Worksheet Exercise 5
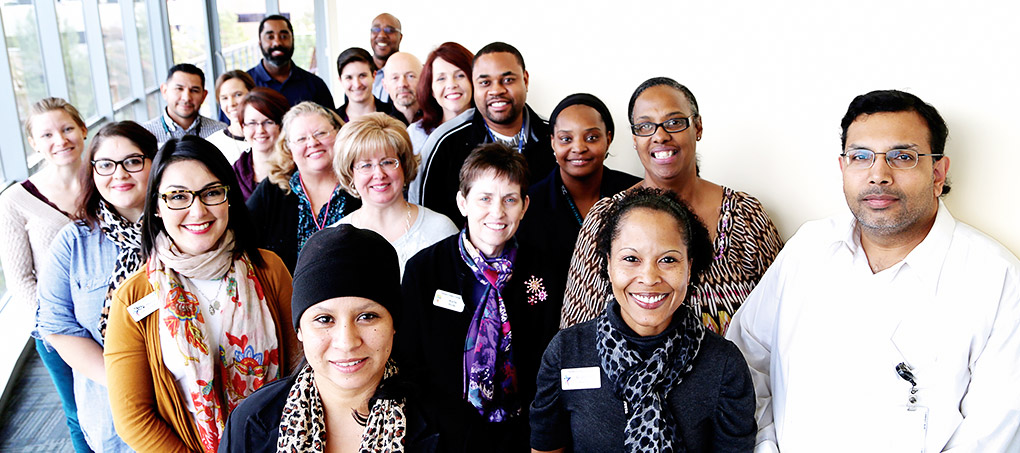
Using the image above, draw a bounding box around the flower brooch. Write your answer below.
[524,276,547,305]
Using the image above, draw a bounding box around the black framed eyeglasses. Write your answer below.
[631,116,694,137]
[159,185,230,210]
[841,148,943,170]
[92,154,146,176]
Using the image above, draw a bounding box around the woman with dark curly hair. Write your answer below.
[531,187,756,453]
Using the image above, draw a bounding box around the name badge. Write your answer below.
[561,366,601,390]
[432,289,465,312]
[127,292,161,322]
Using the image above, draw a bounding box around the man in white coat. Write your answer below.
[726,89,1020,452]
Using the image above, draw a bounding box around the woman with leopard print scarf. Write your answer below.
[530,188,757,452]
[220,225,438,452]
[35,121,157,452]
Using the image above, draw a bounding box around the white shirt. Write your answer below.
[334,204,458,277]
[725,201,1020,452]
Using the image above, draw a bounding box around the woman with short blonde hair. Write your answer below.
[332,113,456,275]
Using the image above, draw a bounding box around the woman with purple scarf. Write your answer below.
[398,142,564,452]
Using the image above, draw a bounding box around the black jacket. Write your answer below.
[414,106,556,225]
[218,372,439,453]
[397,234,564,452]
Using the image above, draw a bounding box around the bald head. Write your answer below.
[370,13,402,67]
[383,52,422,109]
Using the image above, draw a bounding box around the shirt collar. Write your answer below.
[250,60,273,84]
[162,108,199,133]
[836,199,955,288]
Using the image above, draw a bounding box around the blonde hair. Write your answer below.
[333,113,418,199]
[266,102,345,193]
[24,97,87,138]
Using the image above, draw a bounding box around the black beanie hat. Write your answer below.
[291,224,401,331]
[548,93,615,139]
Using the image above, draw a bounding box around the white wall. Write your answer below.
[327,0,1020,255]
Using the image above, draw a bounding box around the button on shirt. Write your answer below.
[141,109,226,147]
[247,60,335,109]
[725,201,1020,452]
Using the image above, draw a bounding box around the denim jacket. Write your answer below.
[34,220,132,453]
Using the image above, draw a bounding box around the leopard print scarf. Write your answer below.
[96,199,143,339]
[596,299,704,453]
[277,362,406,453]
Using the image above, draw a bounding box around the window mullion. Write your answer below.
[119,0,146,119]
[82,0,114,121]
[35,0,69,100]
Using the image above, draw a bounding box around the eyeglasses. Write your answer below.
[841,149,943,170]
[92,154,147,176]
[631,116,694,137]
[160,185,230,210]
[370,26,400,34]
[243,119,277,130]
[289,129,335,146]
[353,158,400,175]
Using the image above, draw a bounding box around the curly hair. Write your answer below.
[333,113,419,199]
[596,187,713,288]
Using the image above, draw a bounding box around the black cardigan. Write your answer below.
[397,234,564,452]
[217,372,439,453]
[245,178,359,273]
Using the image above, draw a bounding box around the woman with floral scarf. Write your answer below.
[104,136,300,453]
[530,188,756,452]
[35,121,156,452]
[398,143,564,452]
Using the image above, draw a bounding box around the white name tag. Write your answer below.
[127,292,161,322]
[432,289,465,312]
[561,366,602,390]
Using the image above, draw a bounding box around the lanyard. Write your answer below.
[560,183,584,226]
[161,114,201,137]
[484,113,528,154]
[299,176,338,231]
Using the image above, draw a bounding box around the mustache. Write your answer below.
[857,187,905,199]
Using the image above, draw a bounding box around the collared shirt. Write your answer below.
[372,68,389,103]
[725,201,1020,452]
[247,60,335,109]
[141,108,226,147]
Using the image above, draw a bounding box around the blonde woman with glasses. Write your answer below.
[333,113,457,275]
[246,101,359,272]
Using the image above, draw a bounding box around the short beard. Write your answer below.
[262,45,294,67]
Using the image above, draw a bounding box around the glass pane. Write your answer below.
[146,91,159,119]
[280,1,315,72]
[55,0,97,119]
[134,0,155,88]
[167,0,212,116]
[217,0,263,71]
[114,104,136,122]
[99,0,132,103]
[2,0,48,160]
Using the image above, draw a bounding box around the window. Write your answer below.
[2,0,47,158]
[56,0,98,119]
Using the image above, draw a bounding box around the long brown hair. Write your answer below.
[416,42,474,132]
[75,121,158,227]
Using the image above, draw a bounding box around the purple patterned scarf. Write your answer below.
[458,229,520,422]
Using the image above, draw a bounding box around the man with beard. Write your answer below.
[725,90,1020,452]
[381,52,421,126]
[142,63,225,146]
[369,13,402,103]
[247,15,333,109]
[409,42,554,225]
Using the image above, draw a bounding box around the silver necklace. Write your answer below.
[194,277,226,315]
